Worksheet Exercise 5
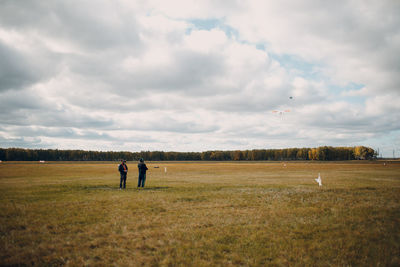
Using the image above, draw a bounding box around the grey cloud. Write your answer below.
[54,49,226,100]
[122,115,219,134]
[0,0,398,155]
[0,136,43,149]
[136,121,219,134]
[294,105,400,135]
[205,92,291,113]
[0,88,217,134]
[0,0,141,51]
[32,111,114,129]
[0,36,64,92]
[0,42,42,91]
[227,0,400,96]
[1,126,114,141]
[0,126,161,149]
[117,50,226,95]
[201,84,300,113]
[0,88,50,113]
[0,103,113,129]
[0,1,46,28]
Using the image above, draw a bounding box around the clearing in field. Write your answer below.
[0,161,399,266]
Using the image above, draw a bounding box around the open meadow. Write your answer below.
[0,161,399,266]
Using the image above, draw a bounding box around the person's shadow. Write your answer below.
[82,185,170,191]
[135,186,170,191]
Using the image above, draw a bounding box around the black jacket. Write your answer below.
[118,163,128,174]
[137,162,148,175]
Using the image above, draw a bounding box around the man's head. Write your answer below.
[139,158,144,162]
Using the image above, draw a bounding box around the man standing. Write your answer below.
[118,160,128,189]
[137,158,148,188]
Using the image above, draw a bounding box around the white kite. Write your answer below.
[272,109,291,120]
[315,173,322,186]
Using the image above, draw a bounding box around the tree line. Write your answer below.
[0,146,376,161]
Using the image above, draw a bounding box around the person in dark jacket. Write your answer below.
[118,160,128,189]
[137,158,148,188]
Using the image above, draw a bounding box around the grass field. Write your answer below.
[0,161,399,266]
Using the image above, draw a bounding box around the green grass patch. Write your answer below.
[0,161,399,266]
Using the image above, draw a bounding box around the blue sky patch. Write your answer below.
[269,53,323,80]
[187,18,239,39]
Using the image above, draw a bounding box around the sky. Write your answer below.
[0,0,399,157]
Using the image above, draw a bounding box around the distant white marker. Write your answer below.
[315,173,322,186]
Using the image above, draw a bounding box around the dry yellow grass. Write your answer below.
[0,161,399,266]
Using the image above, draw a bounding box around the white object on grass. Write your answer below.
[164,167,167,173]
[315,173,322,186]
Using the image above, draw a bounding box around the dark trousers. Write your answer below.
[120,173,127,188]
[138,173,146,187]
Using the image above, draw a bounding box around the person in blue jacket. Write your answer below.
[118,160,128,189]
[137,158,148,188]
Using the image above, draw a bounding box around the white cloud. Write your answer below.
[0,0,399,157]
[184,29,228,53]
[226,0,400,95]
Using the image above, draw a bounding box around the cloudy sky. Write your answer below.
[0,0,399,157]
